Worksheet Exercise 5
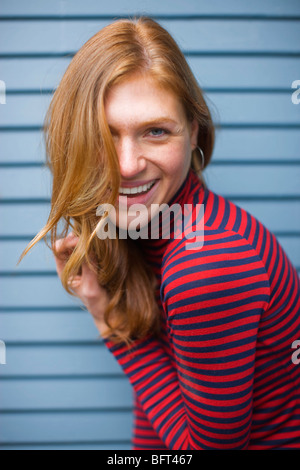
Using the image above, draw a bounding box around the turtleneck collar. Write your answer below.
[136,168,206,266]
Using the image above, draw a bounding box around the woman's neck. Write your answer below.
[136,168,206,262]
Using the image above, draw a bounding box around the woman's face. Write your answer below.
[104,73,199,230]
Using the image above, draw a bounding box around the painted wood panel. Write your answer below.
[1,201,299,237]
[0,378,133,410]
[0,411,133,443]
[1,128,300,164]
[1,57,300,91]
[1,0,300,17]
[0,1,299,450]
[0,20,300,55]
[0,343,123,377]
[2,235,299,274]
[1,92,299,127]
[1,165,300,200]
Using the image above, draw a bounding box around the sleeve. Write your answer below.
[104,234,271,450]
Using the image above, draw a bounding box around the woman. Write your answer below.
[22,17,300,450]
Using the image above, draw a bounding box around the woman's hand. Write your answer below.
[53,233,110,336]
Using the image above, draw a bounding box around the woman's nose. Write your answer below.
[117,138,146,179]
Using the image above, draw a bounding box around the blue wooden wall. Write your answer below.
[0,0,299,450]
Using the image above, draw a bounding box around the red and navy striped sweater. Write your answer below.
[105,168,300,450]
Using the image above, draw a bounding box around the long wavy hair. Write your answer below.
[20,17,215,344]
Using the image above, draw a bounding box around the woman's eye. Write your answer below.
[148,128,167,137]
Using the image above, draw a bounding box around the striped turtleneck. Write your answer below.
[105,168,300,450]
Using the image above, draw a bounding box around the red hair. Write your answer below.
[21,17,215,344]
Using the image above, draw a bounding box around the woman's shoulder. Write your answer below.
[162,184,297,289]
[198,186,267,245]
[164,185,271,266]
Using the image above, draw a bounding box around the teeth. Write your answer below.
[119,181,155,195]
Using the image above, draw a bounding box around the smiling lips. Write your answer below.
[118,179,159,207]
[119,180,156,196]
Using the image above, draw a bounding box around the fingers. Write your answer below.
[67,273,82,291]
[53,234,99,293]
[80,262,100,296]
[67,262,101,301]
[53,233,79,278]
[53,234,102,306]
[80,262,109,320]
[54,232,79,256]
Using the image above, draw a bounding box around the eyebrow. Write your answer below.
[139,117,179,127]
[108,117,180,132]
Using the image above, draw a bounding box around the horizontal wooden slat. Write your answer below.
[1,165,299,200]
[0,167,52,199]
[205,165,300,196]
[0,240,55,271]
[2,57,300,91]
[0,94,50,127]
[189,57,300,90]
[210,93,300,125]
[0,58,69,91]
[1,128,300,164]
[0,443,131,450]
[0,203,50,236]
[0,311,98,342]
[168,19,300,54]
[0,344,123,377]
[1,235,299,274]
[1,93,299,127]
[237,200,300,234]
[1,201,299,238]
[1,0,300,17]
[2,233,300,307]
[0,378,133,410]
[0,411,133,444]
[270,236,300,265]
[213,128,300,161]
[0,20,300,55]
[0,277,79,308]
[0,130,45,163]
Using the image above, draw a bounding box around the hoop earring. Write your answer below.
[195,146,205,170]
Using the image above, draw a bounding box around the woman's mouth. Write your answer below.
[118,180,159,207]
[119,180,156,197]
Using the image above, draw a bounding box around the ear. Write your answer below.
[190,118,199,149]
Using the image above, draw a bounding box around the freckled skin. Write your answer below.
[54,74,200,336]
[104,73,199,230]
